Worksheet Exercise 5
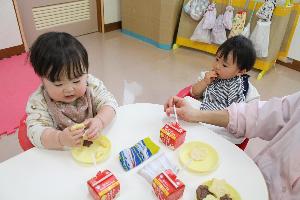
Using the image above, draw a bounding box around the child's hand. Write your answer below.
[83,117,104,140]
[59,126,84,147]
[204,71,218,85]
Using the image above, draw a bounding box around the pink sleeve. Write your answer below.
[292,177,300,198]
[226,92,300,141]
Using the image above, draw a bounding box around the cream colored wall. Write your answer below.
[104,0,120,24]
[0,0,23,49]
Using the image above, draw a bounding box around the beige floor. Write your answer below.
[1,31,300,162]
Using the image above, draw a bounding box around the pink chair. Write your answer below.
[176,86,249,151]
[18,115,34,151]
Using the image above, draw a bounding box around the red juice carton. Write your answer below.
[160,122,186,150]
[152,169,185,200]
[87,170,120,200]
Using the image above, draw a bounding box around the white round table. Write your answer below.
[0,103,268,200]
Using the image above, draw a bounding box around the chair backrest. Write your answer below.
[236,138,249,150]
[18,115,34,151]
[245,82,260,102]
[176,85,192,98]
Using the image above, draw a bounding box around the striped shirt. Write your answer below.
[200,75,249,111]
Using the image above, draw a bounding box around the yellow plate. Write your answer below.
[202,179,241,200]
[71,135,111,164]
[179,141,219,173]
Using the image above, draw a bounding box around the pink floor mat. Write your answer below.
[0,53,40,136]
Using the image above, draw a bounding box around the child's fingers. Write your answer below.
[208,74,217,79]
[74,139,82,147]
[70,129,84,137]
[211,71,218,77]
[85,126,97,138]
[87,131,98,140]
[73,132,85,140]
[87,130,97,139]
[83,119,91,127]
[83,127,92,136]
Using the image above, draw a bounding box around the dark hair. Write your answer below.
[29,32,88,82]
[216,35,256,72]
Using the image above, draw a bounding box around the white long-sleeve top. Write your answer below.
[26,74,118,148]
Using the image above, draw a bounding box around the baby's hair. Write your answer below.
[29,32,88,82]
[216,35,256,72]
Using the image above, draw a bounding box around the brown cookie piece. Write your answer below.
[196,185,214,200]
[220,194,232,200]
[83,140,93,147]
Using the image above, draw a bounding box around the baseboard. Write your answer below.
[0,44,25,59]
[122,29,172,50]
[277,59,300,72]
[104,21,122,33]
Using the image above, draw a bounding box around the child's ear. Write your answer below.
[237,69,246,76]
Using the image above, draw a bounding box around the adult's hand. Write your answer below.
[164,96,201,123]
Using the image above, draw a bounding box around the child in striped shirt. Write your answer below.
[187,35,260,145]
[190,35,259,111]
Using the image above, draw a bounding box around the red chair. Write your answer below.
[176,85,249,151]
[18,115,34,151]
[236,138,249,151]
[176,85,193,98]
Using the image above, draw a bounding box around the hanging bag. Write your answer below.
[228,11,247,38]
[256,0,277,22]
[191,16,212,43]
[212,0,235,44]
[202,3,217,29]
[250,0,277,58]
[190,0,210,21]
[212,14,227,44]
[241,0,258,38]
[228,0,251,38]
[250,19,271,57]
[223,0,234,30]
[183,0,193,14]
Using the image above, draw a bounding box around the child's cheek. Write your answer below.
[78,85,88,97]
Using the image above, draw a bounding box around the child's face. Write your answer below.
[212,52,245,79]
[42,74,88,103]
